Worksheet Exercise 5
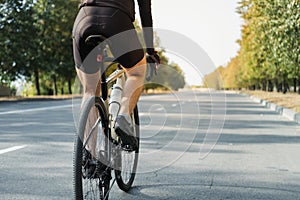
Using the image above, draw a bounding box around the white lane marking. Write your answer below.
[155,107,164,111]
[0,145,27,155]
[0,104,74,115]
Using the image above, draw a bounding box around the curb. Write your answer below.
[0,97,71,103]
[0,95,82,103]
[244,94,300,124]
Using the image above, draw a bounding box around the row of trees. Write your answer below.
[0,0,78,95]
[0,0,185,96]
[204,0,300,93]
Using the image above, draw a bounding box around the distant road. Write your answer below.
[0,91,299,199]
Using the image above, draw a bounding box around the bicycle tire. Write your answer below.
[115,106,140,192]
[73,96,111,200]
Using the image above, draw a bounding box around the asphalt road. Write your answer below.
[0,90,299,200]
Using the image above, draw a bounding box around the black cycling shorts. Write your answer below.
[72,6,144,71]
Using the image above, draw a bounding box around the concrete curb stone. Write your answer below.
[242,93,300,124]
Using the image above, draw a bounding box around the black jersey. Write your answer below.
[80,0,154,54]
[80,0,152,25]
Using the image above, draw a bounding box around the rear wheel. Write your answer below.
[115,106,140,192]
[73,96,111,200]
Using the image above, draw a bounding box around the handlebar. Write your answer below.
[103,55,158,81]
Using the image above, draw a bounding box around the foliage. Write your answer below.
[204,0,300,93]
[144,51,186,91]
[134,21,186,91]
[0,0,36,84]
[0,0,78,95]
[0,1,185,95]
[203,66,224,90]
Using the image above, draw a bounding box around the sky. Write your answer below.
[148,0,243,86]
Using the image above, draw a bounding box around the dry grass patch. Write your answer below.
[242,90,300,113]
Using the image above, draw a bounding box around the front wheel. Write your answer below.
[73,96,111,200]
[115,106,140,192]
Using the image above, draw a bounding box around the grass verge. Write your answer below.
[241,90,300,113]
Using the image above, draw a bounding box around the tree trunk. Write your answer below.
[268,80,273,92]
[256,83,261,90]
[68,78,72,94]
[293,78,297,93]
[262,79,267,91]
[279,82,283,93]
[283,77,287,94]
[298,78,300,94]
[274,78,279,92]
[34,67,41,95]
[53,75,58,95]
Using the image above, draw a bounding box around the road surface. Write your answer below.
[0,90,299,199]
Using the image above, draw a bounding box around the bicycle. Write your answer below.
[73,35,156,200]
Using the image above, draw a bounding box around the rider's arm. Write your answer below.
[137,0,155,55]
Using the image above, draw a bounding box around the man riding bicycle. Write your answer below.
[72,0,160,150]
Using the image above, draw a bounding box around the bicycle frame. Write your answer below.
[83,62,126,199]
[74,36,141,200]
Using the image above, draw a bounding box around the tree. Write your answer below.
[43,0,78,95]
[143,50,185,92]
[134,21,186,91]
[0,0,78,95]
[32,0,78,95]
[218,0,300,93]
[203,66,224,90]
[1,1,184,96]
[0,0,37,85]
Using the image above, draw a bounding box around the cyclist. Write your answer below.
[72,0,160,150]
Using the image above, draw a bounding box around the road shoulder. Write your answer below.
[239,92,300,124]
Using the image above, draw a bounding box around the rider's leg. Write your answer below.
[76,68,101,105]
[119,55,147,116]
[115,56,146,149]
[76,68,101,157]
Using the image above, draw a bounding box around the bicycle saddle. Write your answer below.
[85,35,107,47]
